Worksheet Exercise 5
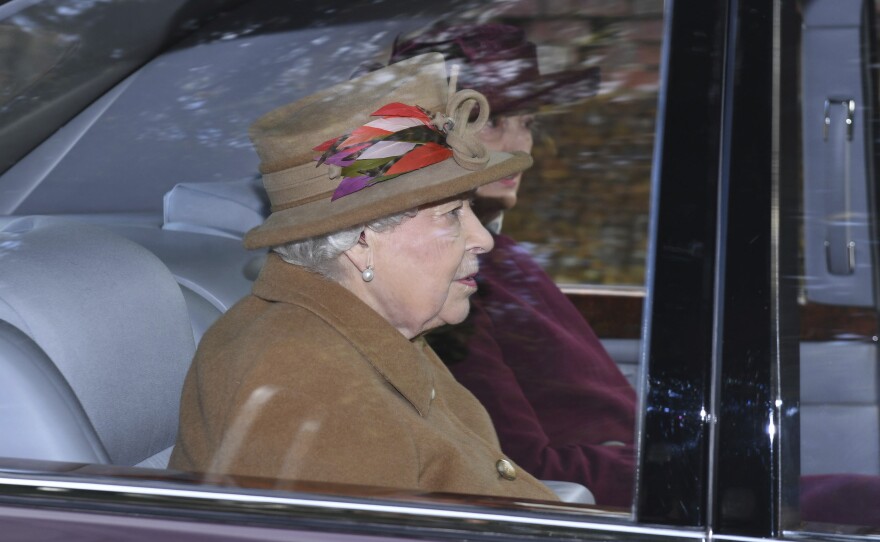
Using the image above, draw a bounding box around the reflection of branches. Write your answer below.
[0,0,248,177]
[0,25,77,111]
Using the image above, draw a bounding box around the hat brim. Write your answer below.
[244,150,531,249]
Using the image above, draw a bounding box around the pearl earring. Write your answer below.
[361,266,374,282]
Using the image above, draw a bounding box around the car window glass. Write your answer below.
[0,24,72,109]
[0,0,661,527]
[489,9,656,289]
[793,0,880,531]
[0,0,245,182]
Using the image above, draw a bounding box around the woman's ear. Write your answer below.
[342,229,371,273]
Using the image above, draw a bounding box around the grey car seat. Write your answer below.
[0,217,195,467]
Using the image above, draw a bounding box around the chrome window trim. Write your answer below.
[557,284,646,297]
[0,474,709,540]
[706,0,738,533]
[636,0,675,525]
[783,531,880,542]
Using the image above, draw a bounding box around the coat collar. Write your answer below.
[252,254,434,416]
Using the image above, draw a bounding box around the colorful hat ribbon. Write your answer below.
[313,77,490,201]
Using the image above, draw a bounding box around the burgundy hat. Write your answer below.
[390,23,599,116]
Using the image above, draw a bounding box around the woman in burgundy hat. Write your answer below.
[391,23,638,507]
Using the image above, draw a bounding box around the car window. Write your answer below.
[0,0,245,185]
[0,0,664,537]
[791,0,880,532]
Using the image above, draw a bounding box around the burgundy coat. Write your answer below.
[428,233,637,506]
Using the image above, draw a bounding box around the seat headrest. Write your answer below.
[0,217,195,465]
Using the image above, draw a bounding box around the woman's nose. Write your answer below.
[463,205,494,254]
[500,125,533,153]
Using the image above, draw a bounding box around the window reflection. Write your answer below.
[486,6,659,287]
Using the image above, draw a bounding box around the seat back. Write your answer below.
[0,217,195,466]
[801,341,880,475]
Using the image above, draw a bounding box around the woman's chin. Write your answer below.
[476,176,520,208]
[439,297,474,327]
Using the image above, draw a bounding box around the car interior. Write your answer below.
[1,0,879,532]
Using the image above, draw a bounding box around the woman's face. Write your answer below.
[475,114,535,212]
[362,197,494,339]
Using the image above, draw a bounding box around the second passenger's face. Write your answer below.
[365,196,494,339]
[475,114,535,212]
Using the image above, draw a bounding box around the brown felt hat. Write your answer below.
[244,53,532,249]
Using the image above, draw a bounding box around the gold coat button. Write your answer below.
[496,458,517,480]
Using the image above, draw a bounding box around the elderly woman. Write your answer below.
[169,53,557,501]
[390,24,638,507]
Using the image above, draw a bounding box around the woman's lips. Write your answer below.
[455,260,479,289]
[496,176,518,188]
[455,274,478,288]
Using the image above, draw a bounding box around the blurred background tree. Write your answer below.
[451,0,662,286]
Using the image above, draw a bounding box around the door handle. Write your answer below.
[823,97,856,276]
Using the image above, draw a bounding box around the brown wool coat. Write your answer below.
[170,254,558,501]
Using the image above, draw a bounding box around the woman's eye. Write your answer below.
[445,202,466,220]
[522,116,536,130]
